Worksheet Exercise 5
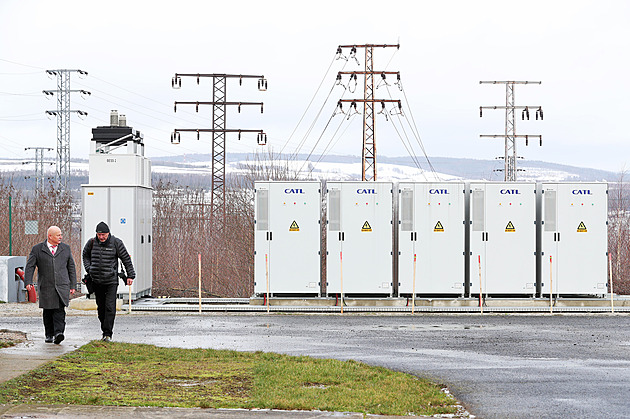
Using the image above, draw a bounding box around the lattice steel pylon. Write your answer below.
[336,44,400,181]
[43,69,89,190]
[171,73,267,227]
[479,81,543,181]
[23,147,54,193]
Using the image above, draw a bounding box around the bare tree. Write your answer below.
[608,171,630,294]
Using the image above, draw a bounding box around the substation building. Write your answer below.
[81,111,153,300]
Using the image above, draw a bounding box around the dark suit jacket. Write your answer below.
[24,241,77,309]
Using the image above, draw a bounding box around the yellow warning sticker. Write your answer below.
[505,221,515,232]
[289,221,299,232]
[361,221,372,232]
[434,221,444,232]
[577,221,587,233]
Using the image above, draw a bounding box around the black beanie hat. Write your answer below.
[96,221,110,233]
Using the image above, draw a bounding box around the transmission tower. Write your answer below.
[335,44,401,181]
[23,147,54,192]
[479,81,543,181]
[171,73,267,227]
[43,69,90,190]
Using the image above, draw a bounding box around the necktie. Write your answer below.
[51,246,56,255]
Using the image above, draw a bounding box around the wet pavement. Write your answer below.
[2,304,630,418]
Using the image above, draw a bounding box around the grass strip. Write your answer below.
[0,341,458,416]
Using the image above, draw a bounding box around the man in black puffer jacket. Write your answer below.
[82,221,135,342]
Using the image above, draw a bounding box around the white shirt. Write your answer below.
[47,241,58,255]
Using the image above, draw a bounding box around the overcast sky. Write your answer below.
[1,0,628,174]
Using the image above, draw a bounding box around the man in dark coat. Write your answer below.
[82,221,135,342]
[24,226,77,344]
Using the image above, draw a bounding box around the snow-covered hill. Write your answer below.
[0,153,618,185]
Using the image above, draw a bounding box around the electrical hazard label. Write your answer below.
[361,221,372,232]
[505,221,516,232]
[434,221,444,232]
[577,221,587,233]
[289,221,299,231]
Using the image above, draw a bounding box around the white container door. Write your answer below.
[327,182,392,296]
[470,183,536,295]
[399,182,465,295]
[542,183,608,295]
[254,182,321,295]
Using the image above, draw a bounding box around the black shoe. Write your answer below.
[101,336,112,342]
[45,336,53,343]
[53,333,64,344]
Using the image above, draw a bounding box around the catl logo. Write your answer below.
[284,189,304,194]
[357,189,376,194]
[429,189,448,194]
[572,190,592,195]
[500,189,521,195]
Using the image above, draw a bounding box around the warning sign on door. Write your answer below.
[577,221,587,233]
[289,221,299,231]
[361,221,372,232]
[434,221,444,232]
[505,221,515,232]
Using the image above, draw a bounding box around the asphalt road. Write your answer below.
[3,312,630,418]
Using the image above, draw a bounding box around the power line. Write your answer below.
[397,83,438,176]
[0,58,44,70]
[280,53,339,156]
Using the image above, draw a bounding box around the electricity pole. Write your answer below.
[23,147,54,193]
[336,44,401,181]
[43,69,90,191]
[171,73,267,227]
[479,81,543,181]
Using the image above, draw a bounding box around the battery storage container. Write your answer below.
[398,182,466,295]
[469,182,536,295]
[540,182,608,295]
[254,181,322,296]
[326,182,393,296]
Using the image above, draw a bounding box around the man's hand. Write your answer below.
[126,278,133,286]
[26,284,33,291]
[70,289,76,295]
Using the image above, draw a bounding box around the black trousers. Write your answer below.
[43,295,66,338]
[93,282,118,337]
